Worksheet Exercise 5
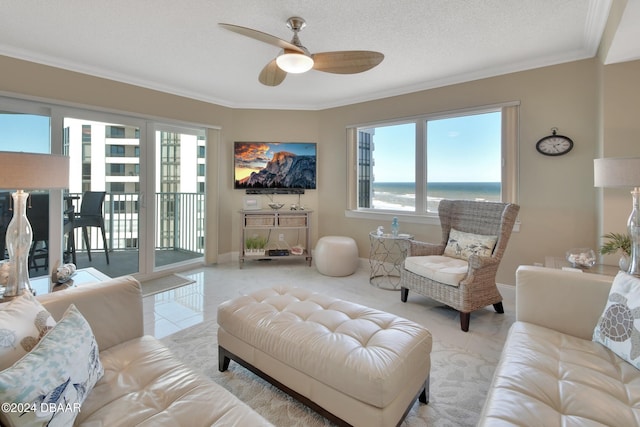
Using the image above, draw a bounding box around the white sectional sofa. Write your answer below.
[0,276,273,427]
[479,265,640,426]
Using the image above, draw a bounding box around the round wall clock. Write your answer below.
[535,129,573,156]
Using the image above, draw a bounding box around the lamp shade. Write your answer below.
[0,151,69,189]
[594,157,640,188]
[276,52,314,74]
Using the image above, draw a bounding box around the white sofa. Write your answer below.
[1,276,273,427]
[479,265,640,426]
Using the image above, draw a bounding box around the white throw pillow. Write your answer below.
[0,304,103,427]
[0,291,56,370]
[443,228,498,260]
[593,271,640,369]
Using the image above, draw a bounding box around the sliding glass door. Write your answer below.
[153,125,206,269]
[1,97,208,280]
[63,116,143,277]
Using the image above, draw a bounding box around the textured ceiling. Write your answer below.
[0,0,636,110]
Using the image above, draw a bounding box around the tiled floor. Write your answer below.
[143,258,516,361]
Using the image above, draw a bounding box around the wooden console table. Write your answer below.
[239,210,312,268]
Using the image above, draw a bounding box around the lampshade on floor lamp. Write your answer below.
[594,157,640,276]
[0,151,69,299]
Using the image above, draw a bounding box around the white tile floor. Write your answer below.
[143,259,515,361]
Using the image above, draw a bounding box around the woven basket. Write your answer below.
[245,215,275,227]
[278,216,307,227]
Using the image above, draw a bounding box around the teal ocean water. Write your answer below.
[372,182,501,211]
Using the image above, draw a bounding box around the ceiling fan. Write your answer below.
[219,17,384,86]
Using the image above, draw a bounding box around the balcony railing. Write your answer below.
[68,192,205,255]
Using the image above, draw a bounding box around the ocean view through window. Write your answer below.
[373,181,501,212]
[349,104,518,216]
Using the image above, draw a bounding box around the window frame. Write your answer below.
[346,102,519,225]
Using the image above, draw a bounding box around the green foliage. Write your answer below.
[245,235,267,250]
[600,232,631,256]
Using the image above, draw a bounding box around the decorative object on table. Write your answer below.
[242,195,261,211]
[0,261,12,288]
[244,235,267,256]
[55,263,77,283]
[290,244,304,256]
[376,226,384,236]
[535,128,573,156]
[594,157,640,276]
[268,202,284,210]
[391,216,399,237]
[600,232,632,271]
[0,152,69,299]
[566,248,597,268]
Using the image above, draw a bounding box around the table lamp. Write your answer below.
[0,151,69,298]
[594,157,640,276]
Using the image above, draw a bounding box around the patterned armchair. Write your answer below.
[400,199,520,331]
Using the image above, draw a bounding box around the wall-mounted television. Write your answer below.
[234,142,316,193]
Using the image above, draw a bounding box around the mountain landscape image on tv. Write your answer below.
[234,142,317,191]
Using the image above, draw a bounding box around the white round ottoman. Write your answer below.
[315,236,359,277]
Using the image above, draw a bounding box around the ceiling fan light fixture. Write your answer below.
[276,52,314,73]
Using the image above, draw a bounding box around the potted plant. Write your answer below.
[245,235,267,256]
[600,232,631,270]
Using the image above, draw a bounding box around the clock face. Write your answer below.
[536,135,573,156]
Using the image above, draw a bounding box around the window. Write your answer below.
[108,145,125,157]
[109,182,125,193]
[109,164,125,176]
[348,104,518,216]
[82,125,91,142]
[106,126,125,138]
[81,163,91,180]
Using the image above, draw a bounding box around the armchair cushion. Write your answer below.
[593,271,640,370]
[404,255,468,286]
[443,228,497,260]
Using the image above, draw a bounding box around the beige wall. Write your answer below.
[599,60,640,266]
[222,109,320,258]
[0,54,637,284]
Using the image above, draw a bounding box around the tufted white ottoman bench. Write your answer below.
[314,235,359,276]
[217,287,432,427]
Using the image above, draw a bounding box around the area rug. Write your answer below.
[140,274,196,297]
[162,319,497,426]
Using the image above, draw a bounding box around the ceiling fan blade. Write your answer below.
[219,23,304,54]
[312,51,384,74]
[259,59,287,86]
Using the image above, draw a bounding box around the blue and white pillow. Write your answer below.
[0,291,56,370]
[594,271,640,370]
[0,304,103,427]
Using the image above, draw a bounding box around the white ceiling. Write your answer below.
[0,0,637,110]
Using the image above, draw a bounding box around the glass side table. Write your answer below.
[369,232,413,290]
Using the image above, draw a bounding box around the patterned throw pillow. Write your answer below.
[593,271,640,369]
[443,228,498,260]
[0,291,56,370]
[0,304,103,427]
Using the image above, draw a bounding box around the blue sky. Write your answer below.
[372,111,501,182]
[0,114,50,153]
